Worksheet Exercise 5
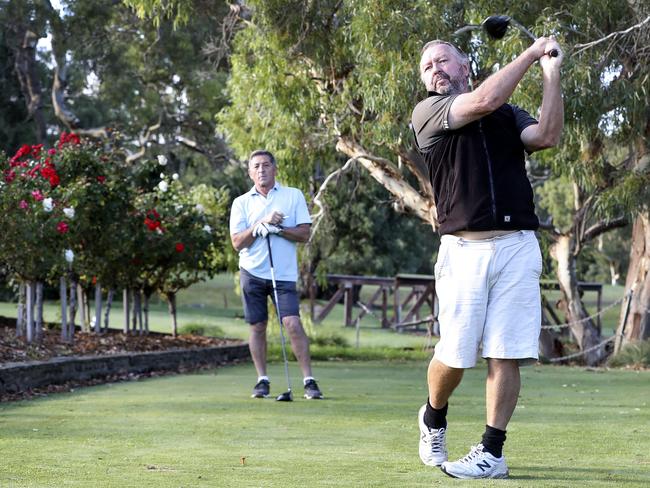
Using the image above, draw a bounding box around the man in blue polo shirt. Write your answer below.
[230,149,323,400]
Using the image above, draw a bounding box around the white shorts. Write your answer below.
[433,230,542,368]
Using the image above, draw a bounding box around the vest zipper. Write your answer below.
[479,121,497,223]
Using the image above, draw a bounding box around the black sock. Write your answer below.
[481,425,506,458]
[423,400,448,429]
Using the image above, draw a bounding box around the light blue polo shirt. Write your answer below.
[229,182,311,282]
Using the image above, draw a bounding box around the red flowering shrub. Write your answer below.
[56,222,69,234]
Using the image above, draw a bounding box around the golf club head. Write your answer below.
[276,390,293,402]
[482,15,511,39]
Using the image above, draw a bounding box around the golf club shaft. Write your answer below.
[509,18,559,57]
[266,236,292,393]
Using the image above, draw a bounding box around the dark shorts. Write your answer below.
[240,268,300,324]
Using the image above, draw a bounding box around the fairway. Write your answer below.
[1,361,649,487]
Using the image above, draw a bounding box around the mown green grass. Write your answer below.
[0,361,648,487]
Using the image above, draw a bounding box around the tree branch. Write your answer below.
[573,15,650,55]
[310,156,358,239]
[125,118,162,163]
[583,217,628,243]
[335,136,437,230]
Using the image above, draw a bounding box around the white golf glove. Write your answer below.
[252,222,282,238]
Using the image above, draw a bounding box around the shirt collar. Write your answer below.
[249,181,281,196]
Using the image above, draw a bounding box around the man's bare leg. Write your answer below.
[486,358,520,430]
[419,357,464,466]
[282,315,312,378]
[249,322,268,377]
[428,357,464,408]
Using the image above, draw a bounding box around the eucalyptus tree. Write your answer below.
[120,0,650,362]
[525,0,650,353]
[0,0,235,178]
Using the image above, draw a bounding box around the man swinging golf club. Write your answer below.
[411,33,563,478]
[230,149,323,400]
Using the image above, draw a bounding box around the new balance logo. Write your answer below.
[476,460,492,472]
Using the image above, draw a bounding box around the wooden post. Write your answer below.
[344,282,353,327]
[381,286,389,328]
[394,282,401,326]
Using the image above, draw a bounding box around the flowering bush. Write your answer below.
[0,134,232,336]
[0,135,83,280]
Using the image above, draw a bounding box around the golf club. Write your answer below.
[266,235,293,402]
[454,15,559,57]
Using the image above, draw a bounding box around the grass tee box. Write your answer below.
[0,361,648,487]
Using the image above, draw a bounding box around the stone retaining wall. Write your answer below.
[0,344,250,395]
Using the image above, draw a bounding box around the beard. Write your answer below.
[431,71,466,95]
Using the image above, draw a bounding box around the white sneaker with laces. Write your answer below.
[441,443,509,479]
[418,404,448,466]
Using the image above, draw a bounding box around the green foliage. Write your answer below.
[607,340,650,368]
[178,322,226,338]
[310,169,438,277]
[267,343,430,362]
[123,0,193,28]
[1,0,235,190]
[130,158,231,297]
[308,330,349,348]
[217,0,649,284]
[536,175,575,232]
[0,29,34,154]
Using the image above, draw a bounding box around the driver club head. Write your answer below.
[276,390,293,402]
[482,15,511,39]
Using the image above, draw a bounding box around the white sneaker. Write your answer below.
[418,404,448,466]
[441,444,509,479]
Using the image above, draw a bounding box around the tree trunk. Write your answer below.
[167,293,178,337]
[16,282,26,337]
[616,212,650,350]
[133,289,143,335]
[94,282,102,334]
[69,278,77,341]
[551,235,605,365]
[11,27,47,143]
[34,281,44,340]
[131,289,139,334]
[77,284,87,332]
[143,291,151,335]
[104,289,114,332]
[123,288,130,334]
[60,276,69,342]
[25,281,34,343]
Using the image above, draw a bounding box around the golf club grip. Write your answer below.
[266,235,274,267]
[549,48,559,57]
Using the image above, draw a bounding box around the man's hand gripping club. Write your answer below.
[252,210,285,238]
